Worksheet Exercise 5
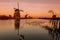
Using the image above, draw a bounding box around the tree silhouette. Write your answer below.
[25,14,28,18]
[48,10,54,15]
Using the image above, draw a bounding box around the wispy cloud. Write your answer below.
[0,0,16,2]
[21,0,60,4]
[0,0,60,4]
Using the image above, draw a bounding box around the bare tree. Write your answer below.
[48,10,54,15]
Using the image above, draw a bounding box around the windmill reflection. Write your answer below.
[14,19,24,40]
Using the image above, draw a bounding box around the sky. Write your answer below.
[0,0,60,18]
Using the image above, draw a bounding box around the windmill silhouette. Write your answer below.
[14,0,23,19]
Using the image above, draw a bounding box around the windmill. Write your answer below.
[14,0,24,40]
[14,0,23,19]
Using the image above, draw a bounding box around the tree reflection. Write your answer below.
[48,28,59,40]
[14,19,24,40]
[46,18,60,40]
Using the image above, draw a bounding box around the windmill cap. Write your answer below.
[15,9,19,11]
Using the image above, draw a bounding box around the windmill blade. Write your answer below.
[20,10,24,12]
[14,8,16,9]
[17,0,19,9]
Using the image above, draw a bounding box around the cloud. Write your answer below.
[0,0,60,4]
[21,0,60,4]
[0,0,16,2]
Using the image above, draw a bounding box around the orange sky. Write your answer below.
[0,0,60,18]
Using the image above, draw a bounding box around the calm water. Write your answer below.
[0,19,60,40]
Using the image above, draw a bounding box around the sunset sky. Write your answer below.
[0,0,60,18]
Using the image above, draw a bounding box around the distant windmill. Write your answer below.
[14,0,24,19]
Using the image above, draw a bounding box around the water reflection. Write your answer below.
[14,19,60,40]
[48,29,59,40]
[14,19,24,40]
[50,16,59,29]
[45,18,60,40]
[0,19,60,40]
